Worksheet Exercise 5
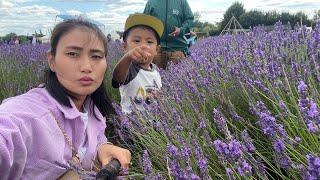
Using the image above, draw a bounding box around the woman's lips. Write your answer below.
[79,76,94,85]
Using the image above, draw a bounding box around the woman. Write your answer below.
[0,19,131,179]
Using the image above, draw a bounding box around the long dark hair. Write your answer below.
[44,19,115,117]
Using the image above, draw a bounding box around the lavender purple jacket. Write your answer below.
[0,87,108,179]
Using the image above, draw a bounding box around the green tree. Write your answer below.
[265,11,280,26]
[280,12,293,25]
[313,9,320,21]
[239,10,264,29]
[18,35,29,44]
[192,12,218,36]
[3,33,17,41]
[312,9,320,27]
[220,2,245,31]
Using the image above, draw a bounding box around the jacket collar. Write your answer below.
[41,87,105,121]
[42,87,83,120]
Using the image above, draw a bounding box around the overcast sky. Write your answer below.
[0,0,319,36]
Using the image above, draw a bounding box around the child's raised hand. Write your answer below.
[125,45,152,64]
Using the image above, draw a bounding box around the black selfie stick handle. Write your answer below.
[96,159,121,180]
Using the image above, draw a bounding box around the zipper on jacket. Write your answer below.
[165,0,168,49]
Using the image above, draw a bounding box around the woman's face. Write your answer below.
[48,28,107,99]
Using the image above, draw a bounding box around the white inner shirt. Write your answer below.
[78,107,89,161]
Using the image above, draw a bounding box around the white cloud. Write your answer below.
[0,0,14,8]
[66,10,82,15]
[0,4,59,35]
[1,0,319,36]
[240,0,319,17]
[189,0,320,23]
[108,5,144,14]
[189,0,226,23]
[85,11,126,36]
[16,5,59,15]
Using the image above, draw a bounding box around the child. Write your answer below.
[112,13,164,113]
[0,19,131,179]
[185,31,197,48]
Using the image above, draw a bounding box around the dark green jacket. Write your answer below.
[144,0,194,52]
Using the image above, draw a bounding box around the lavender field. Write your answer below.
[1,23,320,179]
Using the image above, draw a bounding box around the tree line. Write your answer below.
[193,2,320,36]
[1,2,320,40]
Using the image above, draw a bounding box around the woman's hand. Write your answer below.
[97,143,131,170]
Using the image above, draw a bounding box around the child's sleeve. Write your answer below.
[112,63,141,88]
[180,0,194,36]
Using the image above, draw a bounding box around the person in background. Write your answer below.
[14,36,20,45]
[32,34,37,45]
[112,13,163,114]
[0,19,131,179]
[107,33,113,43]
[185,30,197,48]
[144,0,194,69]
[9,38,15,45]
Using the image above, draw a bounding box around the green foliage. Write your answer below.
[17,36,29,44]
[0,33,31,44]
[238,10,311,29]
[264,11,281,26]
[218,3,313,34]
[293,12,311,27]
[1,32,17,42]
[0,59,45,101]
[208,28,220,36]
[239,10,265,29]
[313,9,320,21]
[192,11,219,37]
[220,2,246,31]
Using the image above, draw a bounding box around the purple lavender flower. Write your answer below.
[279,100,289,113]
[241,130,256,153]
[255,101,288,139]
[289,136,302,146]
[214,139,229,161]
[277,124,287,139]
[192,139,209,178]
[273,139,286,153]
[199,118,207,129]
[254,101,292,168]
[228,140,242,160]
[257,111,277,137]
[306,154,320,180]
[297,81,320,133]
[167,144,181,178]
[214,138,255,178]
[225,167,234,180]
[214,139,242,163]
[308,101,319,118]
[143,150,153,175]
[212,108,232,139]
[237,159,252,176]
[298,81,308,95]
[190,173,201,180]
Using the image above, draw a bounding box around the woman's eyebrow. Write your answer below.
[90,49,105,54]
[65,46,105,54]
[65,46,83,51]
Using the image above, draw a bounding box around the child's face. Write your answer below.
[47,28,107,99]
[125,27,158,66]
